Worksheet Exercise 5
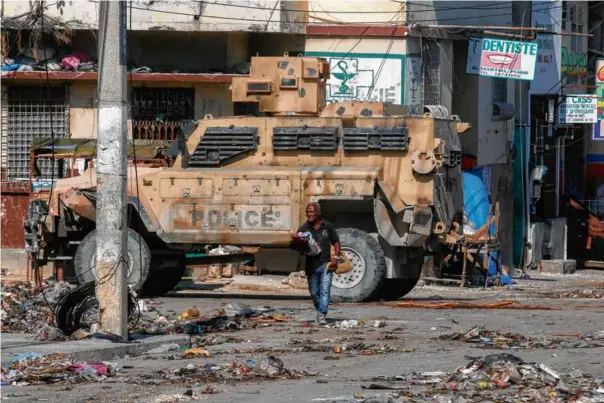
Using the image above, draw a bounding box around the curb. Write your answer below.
[2,334,191,364]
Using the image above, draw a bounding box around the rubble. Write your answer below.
[437,325,604,349]
[288,338,412,355]
[282,271,309,289]
[1,281,75,336]
[1,353,118,386]
[554,289,604,299]
[141,355,315,386]
[365,354,604,402]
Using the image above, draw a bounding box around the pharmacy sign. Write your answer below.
[558,95,598,124]
[466,37,539,81]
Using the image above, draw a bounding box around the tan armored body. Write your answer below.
[25,55,464,302]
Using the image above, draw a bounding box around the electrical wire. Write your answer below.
[193,0,539,15]
[364,24,398,102]
[264,0,279,31]
[128,0,145,298]
[54,280,137,336]
[86,0,568,27]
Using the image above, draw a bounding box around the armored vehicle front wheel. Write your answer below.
[74,229,151,292]
[331,228,387,303]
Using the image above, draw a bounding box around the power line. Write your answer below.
[194,0,406,14]
[88,0,568,27]
[193,0,523,14]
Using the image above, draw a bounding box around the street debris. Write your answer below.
[144,355,315,385]
[387,300,556,310]
[1,281,74,335]
[289,338,412,355]
[282,271,308,289]
[1,353,118,386]
[131,301,294,336]
[364,354,604,402]
[437,325,604,349]
[553,289,604,299]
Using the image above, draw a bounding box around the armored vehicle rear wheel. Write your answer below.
[330,228,387,303]
[74,229,151,292]
[378,277,421,300]
[140,260,186,297]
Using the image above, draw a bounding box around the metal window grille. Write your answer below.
[422,39,441,106]
[5,86,69,182]
[492,78,507,103]
[131,87,195,141]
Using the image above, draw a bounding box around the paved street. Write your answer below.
[2,271,604,402]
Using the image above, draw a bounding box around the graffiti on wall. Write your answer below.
[306,52,404,104]
[561,47,587,84]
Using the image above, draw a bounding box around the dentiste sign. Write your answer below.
[466,37,539,81]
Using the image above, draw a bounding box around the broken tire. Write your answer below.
[378,277,421,301]
[140,259,186,297]
[330,228,387,303]
[74,229,151,292]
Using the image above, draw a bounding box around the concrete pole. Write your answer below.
[95,0,129,340]
[512,1,532,269]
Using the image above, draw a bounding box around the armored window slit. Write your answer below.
[343,127,409,151]
[188,127,259,167]
[273,126,338,151]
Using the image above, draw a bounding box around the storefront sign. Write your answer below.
[305,52,404,104]
[593,120,604,141]
[596,59,604,120]
[466,37,539,81]
[558,95,597,124]
[530,1,562,94]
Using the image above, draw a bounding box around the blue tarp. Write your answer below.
[462,170,514,286]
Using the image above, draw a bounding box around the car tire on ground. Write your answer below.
[140,259,186,297]
[330,228,387,303]
[74,228,151,292]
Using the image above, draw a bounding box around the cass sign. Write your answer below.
[466,38,539,81]
[558,95,597,124]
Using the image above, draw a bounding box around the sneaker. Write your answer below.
[316,312,327,325]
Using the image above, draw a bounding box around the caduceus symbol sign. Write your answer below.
[332,60,358,94]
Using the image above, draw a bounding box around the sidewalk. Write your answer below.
[1,333,191,364]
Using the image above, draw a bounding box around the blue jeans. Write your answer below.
[307,263,333,314]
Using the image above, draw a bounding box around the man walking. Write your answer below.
[296,202,341,325]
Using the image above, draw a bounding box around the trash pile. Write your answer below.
[141,355,315,386]
[367,354,604,402]
[2,280,294,340]
[289,338,412,356]
[437,325,604,350]
[554,289,604,299]
[130,301,294,336]
[1,281,74,335]
[1,352,119,386]
[334,320,387,329]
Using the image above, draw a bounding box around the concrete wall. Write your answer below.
[307,0,405,24]
[2,0,303,33]
[406,1,513,27]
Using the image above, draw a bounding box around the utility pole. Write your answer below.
[512,1,532,270]
[95,0,129,340]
